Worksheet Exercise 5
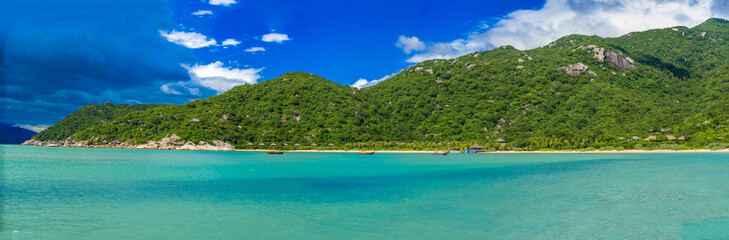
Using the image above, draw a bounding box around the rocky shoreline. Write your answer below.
[21,134,236,151]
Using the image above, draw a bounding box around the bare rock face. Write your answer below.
[560,63,589,76]
[605,51,634,69]
[178,142,199,150]
[21,139,42,146]
[161,134,181,144]
[581,45,634,69]
[132,135,235,151]
[593,47,606,61]
[212,140,235,151]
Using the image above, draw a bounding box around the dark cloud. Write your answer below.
[1,0,199,127]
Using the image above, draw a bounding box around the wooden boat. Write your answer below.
[358,151,375,155]
[432,151,449,156]
[267,150,284,154]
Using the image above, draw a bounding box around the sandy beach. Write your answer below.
[235,149,729,154]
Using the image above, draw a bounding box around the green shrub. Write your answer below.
[659,144,685,150]
[706,143,729,151]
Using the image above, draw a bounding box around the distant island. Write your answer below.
[23,19,729,152]
[1,123,37,144]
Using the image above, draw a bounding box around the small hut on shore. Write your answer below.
[258,143,265,148]
[644,136,657,141]
[311,143,317,147]
[469,144,484,153]
[246,142,254,148]
[270,143,277,147]
[666,135,676,141]
[328,143,335,147]
[494,138,506,143]
[632,136,641,141]
[283,143,289,146]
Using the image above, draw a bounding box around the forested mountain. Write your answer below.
[0,123,37,144]
[32,103,163,141]
[31,19,729,150]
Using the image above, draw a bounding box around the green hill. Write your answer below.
[35,18,729,151]
[32,103,163,141]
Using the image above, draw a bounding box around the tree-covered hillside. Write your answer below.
[32,103,163,141]
[33,19,729,150]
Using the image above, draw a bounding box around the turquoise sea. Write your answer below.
[2,145,729,239]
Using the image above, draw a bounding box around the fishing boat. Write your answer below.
[432,151,449,156]
[358,151,375,155]
[267,150,284,154]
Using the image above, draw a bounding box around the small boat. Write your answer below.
[432,151,449,156]
[267,150,284,154]
[449,150,462,154]
[359,151,375,155]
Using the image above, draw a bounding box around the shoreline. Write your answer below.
[235,149,729,154]
[12,144,729,154]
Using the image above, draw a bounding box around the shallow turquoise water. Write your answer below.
[2,145,729,239]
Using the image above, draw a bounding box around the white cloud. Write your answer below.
[395,35,426,54]
[192,10,213,16]
[351,72,397,89]
[160,83,182,95]
[209,0,237,6]
[160,30,217,49]
[222,39,241,46]
[15,124,50,133]
[184,61,262,93]
[245,47,266,53]
[261,33,290,43]
[402,0,724,63]
[160,82,201,96]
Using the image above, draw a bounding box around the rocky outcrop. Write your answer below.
[21,133,236,151]
[604,51,634,69]
[560,63,589,76]
[579,45,634,69]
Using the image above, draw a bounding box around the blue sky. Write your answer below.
[2,0,728,131]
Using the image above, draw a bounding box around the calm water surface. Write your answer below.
[2,145,729,239]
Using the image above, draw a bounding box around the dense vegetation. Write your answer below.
[32,103,162,141]
[34,19,729,151]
